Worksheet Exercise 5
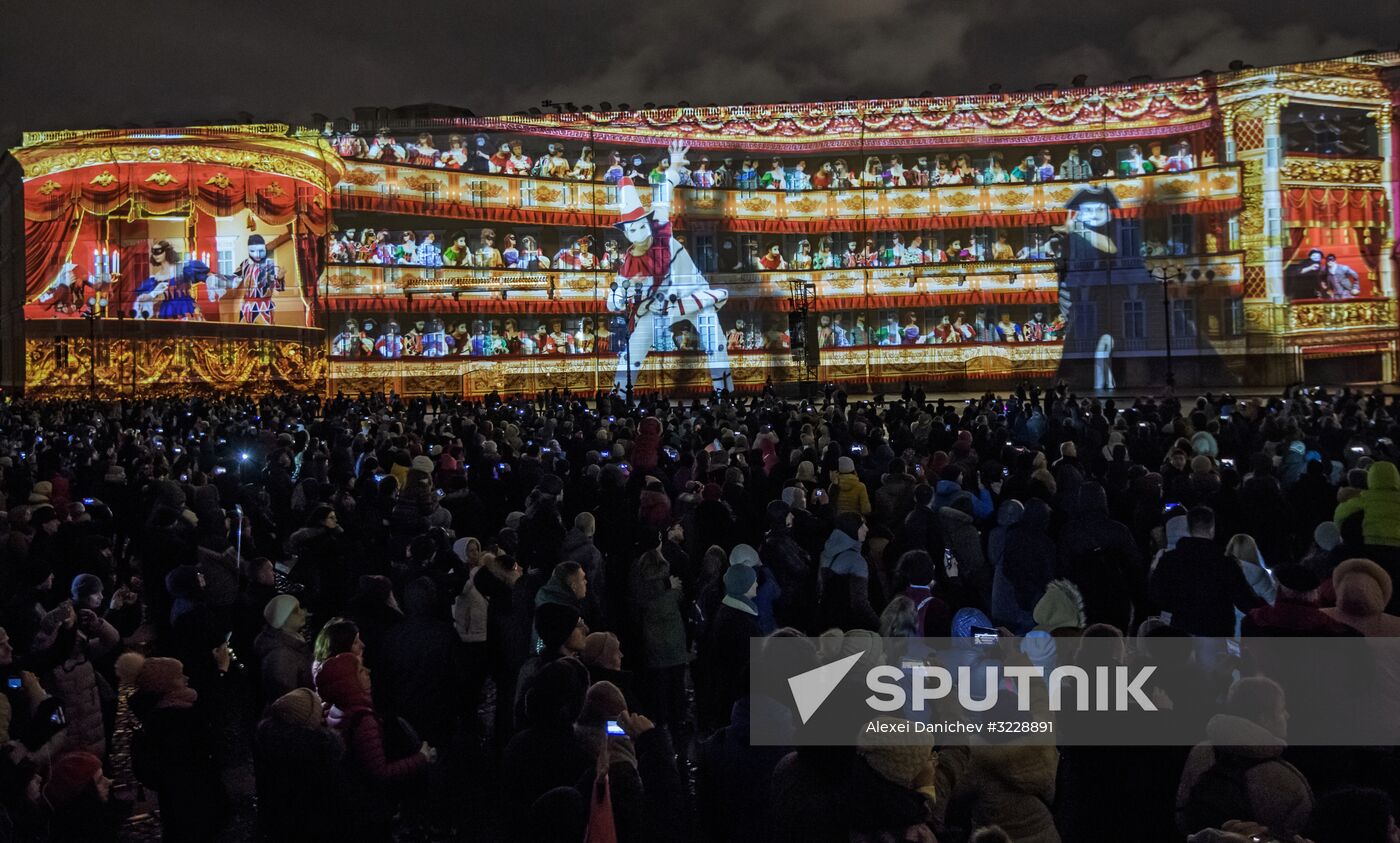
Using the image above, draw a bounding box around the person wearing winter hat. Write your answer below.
[69,573,104,609]
[346,574,401,670]
[729,543,781,635]
[819,512,880,632]
[1176,676,1313,838]
[627,526,689,728]
[500,656,593,827]
[856,716,939,799]
[255,687,349,841]
[411,454,436,475]
[514,603,588,725]
[1334,461,1400,548]
[116,652,229,839]
[1323,558,1400,636]
[1016,580,1085,674]
[578,630,636,708]
[26,482,52,505]
[1301,521,1348,604]
[315,652,434,836]
[42,751,104,804]
[574,679,628,729]
[254,594,313,704]
[698,561,761,728]
[28,504,57,533]
[832,456,872,517]
[42,751,125,840]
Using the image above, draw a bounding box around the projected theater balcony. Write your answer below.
[12,125,342,396]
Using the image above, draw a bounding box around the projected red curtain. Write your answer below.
[24,215,86,299]
[295,231,324,306]
[1284,188,1389,228]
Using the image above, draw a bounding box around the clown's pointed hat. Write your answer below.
[615,181,652,228]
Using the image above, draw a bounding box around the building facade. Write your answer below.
[3,51,1397,397]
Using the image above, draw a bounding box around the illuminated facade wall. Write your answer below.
[5,51,1397,397]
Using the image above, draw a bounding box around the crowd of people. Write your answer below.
[0,379,1397,841]
[333,130,1206,189]
[329,307,1067,361]
[325,228,1077,272]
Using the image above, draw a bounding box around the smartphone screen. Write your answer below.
[971,626,999,646]
[605,720,626,736]
[6,677,21,690]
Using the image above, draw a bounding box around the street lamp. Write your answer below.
[1149,264,1215,389]
[82,311,98,395]
[787,278,817,399]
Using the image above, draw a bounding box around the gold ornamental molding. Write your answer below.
[1228,93,1290,122]
[14,128,344,192]
[342,168,382,186]
[1287,298,1398,332]
[1282,77,1388,102]
[1243,302,1283,331]
[1280,157,1383,185]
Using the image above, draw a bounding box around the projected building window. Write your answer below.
[1282,106,1377,156]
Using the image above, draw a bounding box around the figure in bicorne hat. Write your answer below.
[606,141,732,393]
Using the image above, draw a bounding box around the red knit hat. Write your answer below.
[315,652,368,709]
[43,752,102,808]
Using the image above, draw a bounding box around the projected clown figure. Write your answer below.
[209,235,286,324]
[606,141,732,393]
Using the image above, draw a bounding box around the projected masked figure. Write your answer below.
[159,258,209,320]
[133,240,181,320]
[332,319,370,357]
[223,234,286,325]
[420,317,456,357]
[606,141,732,394]
[374,321,405,359]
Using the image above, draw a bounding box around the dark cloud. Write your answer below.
[2,0,1396,146]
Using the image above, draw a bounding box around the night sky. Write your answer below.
[2,0,1397,146]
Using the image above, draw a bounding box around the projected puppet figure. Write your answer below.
[606,141,733,393]
[209,235,286,324]
[36,263,89,316]
[132,240,180,319]
[1054,184,1122,390]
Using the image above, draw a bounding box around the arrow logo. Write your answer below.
[787,652,863,724]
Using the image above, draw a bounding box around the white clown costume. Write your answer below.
[606,142,732,393]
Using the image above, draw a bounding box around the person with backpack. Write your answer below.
[115,652,230,842]
[314,651,437,841]
[1176,676,1314,838]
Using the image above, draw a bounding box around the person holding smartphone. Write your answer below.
[0,626,67,767]
[30,601,119,758]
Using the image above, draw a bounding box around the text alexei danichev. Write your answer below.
[863,719,1054,734]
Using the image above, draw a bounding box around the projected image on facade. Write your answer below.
[8,50,1398,396]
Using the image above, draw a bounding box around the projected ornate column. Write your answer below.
[1258,93,1290,303]
[1374,103,1395,298]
